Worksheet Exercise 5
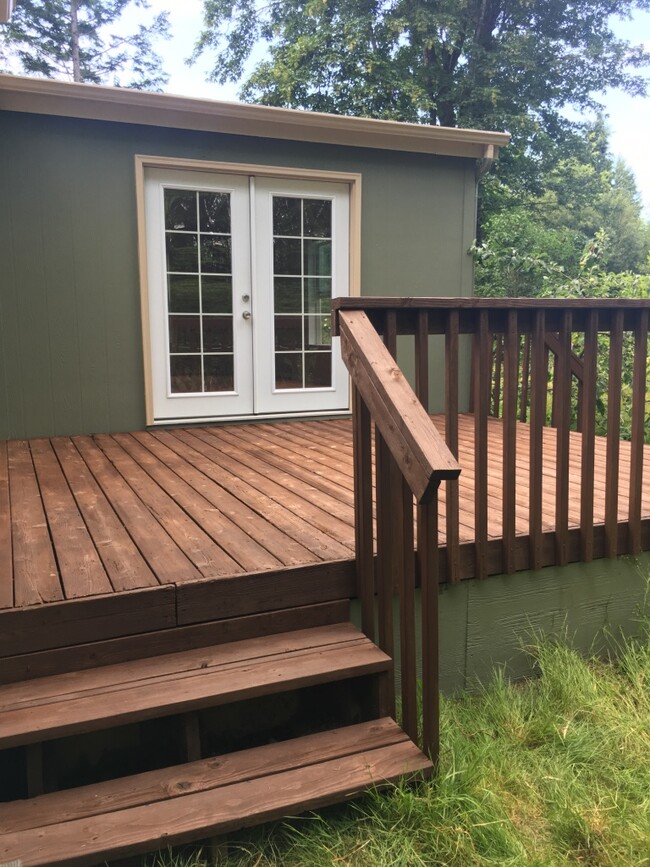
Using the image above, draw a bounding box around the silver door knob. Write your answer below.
[242,310,251,320]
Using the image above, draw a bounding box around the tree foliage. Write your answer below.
[192,0,650,133]
[0,0,170,89]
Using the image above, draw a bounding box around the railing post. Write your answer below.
[580,310,597,563]
[445,310,460,584]
[473,310,489,579]
[418,494,440,765]
[529,310,546,570]
[554,311,572,566]
[605,310,624,558]
[502,310,518,574]
[352,384,374,640]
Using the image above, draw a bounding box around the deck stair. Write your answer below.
[0,620,433,865]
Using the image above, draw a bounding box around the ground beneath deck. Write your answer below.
[1,415,650,616]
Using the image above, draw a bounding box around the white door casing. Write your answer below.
[144,167,350,423]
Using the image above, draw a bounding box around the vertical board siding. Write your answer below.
[0,113,474,440]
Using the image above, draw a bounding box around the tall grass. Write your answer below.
[146,622,650,866]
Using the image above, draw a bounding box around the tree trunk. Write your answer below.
[70,0,81,82]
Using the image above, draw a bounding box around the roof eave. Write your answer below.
[0,74,511,159]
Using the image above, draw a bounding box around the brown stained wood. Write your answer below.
[445,310,460,584]
[166,429,351,561]
[339,310,460,503]
[0,625,390,748]
[0,718,408,834]
[176,560,356,625]
[183,711,202,762]
[605,311,624,558]
[415,309,429,411]
[580,311,598,562]
[7,440,62,606]
[418,497,439,763]
[29,439,112,599]
[194,427,354,523]
[528,310,547,569]
[0,585,176,658]
[352,388,375,641]
[399,475,417,743]
[210,425,354,504]
[0,723,431,867]
[554,312,572,566]
[50,438,158,592]
[0,441,13,608]
[117,433,280,574]
[473,311,489,579]
[0,601,349,685]
[179,428,355,549]
[502,311,518,574]
[519,334,531,422]
[73,436,200,585]
[95,434,242,580]
[491,334,503,417]
[147,430,317,566]
[374,432,395,718]
[628,310,649,554]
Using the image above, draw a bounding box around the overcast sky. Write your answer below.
[133,0,650,216]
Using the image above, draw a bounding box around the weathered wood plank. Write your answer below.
[50,438,158,592]
[0,601,349,685]
[74,436,200,585]
[0,724,430,867]
[0,625,390,747]
[29,438,113,598]
[352,388,375,641]
[7,440,62,606]
[0,585,176,658]
[176,560,356,625]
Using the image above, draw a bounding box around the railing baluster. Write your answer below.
[352,385,374,640]
[492,334,503,417]
[375,429,395,717]
[400,476,417,742]
[445,310,460,584]
[520,333,531,422]
[529,311,546,570]
[415,309,429,412]
[473,310,489,579]
[502,310,518,574]
[605,310,624,558]
[580,310,597,563]
[628,309,649,555]
[554,311,572,566]
[418,495,439,764]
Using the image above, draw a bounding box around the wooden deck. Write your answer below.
[1,415,649,654]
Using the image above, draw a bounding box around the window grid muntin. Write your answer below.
[272,195,333,391]
[164,187,235,395]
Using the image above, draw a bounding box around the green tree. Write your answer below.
[1,0,170,90]
[192,0,650,132]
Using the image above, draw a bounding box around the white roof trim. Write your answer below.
[0,74,510,159]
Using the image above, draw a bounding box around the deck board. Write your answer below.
[1,415,649,618]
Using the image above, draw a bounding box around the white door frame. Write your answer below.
[136,156,362,426]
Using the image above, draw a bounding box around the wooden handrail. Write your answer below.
[337,308,460,764]
[339,310,460,503]
[334,295,650,764]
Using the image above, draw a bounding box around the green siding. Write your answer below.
[0,111,477,439]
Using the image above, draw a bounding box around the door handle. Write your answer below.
[242,310,251,320]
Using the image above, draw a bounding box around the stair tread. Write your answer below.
[0,718,432,867]
[0,623,391,747]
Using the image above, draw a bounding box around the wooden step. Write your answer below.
[0,718,432,867]
[0,623,390,748]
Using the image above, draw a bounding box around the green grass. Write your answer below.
[146,623,650,867]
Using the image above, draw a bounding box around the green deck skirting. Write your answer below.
[354,553,650,693]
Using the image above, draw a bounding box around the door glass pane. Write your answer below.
[272,196,333,389]
[164,187,234,393]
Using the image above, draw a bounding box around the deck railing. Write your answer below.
[334,298,650,583]
[335,308,460,762]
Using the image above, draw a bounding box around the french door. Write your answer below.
[144,168,350,423]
